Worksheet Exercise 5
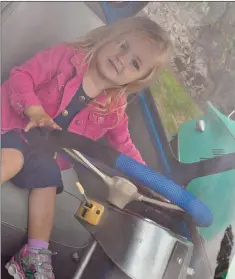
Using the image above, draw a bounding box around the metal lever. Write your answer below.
[63,148,183,212]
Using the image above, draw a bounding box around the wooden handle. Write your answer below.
[76,182,85,195]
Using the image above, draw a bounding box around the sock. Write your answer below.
[28,239,49,252]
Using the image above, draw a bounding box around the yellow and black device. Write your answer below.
[75,182,105,226]
[77,200,105,226]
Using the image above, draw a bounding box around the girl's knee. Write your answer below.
[1,148,24,183]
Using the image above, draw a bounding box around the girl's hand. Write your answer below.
[24,106,62,132]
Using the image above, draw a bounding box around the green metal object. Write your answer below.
[177,102,235,240]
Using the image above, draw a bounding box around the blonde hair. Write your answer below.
[71,16,171,115]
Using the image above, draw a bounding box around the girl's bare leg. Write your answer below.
[28,187,57,242]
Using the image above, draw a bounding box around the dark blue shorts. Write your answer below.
[1,129,63,193]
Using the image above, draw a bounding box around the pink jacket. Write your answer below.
[1,44,145,168]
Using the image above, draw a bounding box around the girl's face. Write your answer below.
[95,35,158,87]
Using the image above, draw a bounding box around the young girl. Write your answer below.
[1,17,171,279]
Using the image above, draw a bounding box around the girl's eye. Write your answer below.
[131,59,139,70]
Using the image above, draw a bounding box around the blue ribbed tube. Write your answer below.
[116,154,214,227]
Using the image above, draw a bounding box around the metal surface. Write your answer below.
[162,242,189,279]
[188,223,214,279]
[94,207,194,279]
[73,240,98,279]
[179,103,235,240]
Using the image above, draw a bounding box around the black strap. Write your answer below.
[49,130,120,167]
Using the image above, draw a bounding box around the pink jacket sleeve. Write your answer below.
[7,44,67,116]
[106,113,146,165]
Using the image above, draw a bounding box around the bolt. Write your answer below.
[72,252,80,263]
[177,257,183,265]
[196,120,206,132]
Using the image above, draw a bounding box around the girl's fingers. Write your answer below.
[51,122,62,130]
[38,118,53,127]
[24,121,37,132]
[40,118,62,130]
[25,117,62,132]
[39,121,45,127]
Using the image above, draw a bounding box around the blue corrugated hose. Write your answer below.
[116,154,214,227]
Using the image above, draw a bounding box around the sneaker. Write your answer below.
[5,244,55,279]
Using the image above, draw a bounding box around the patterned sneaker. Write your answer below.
[5,245,55,279]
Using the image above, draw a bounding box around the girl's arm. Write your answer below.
[6,44,67,116]
[106,113,146,165]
